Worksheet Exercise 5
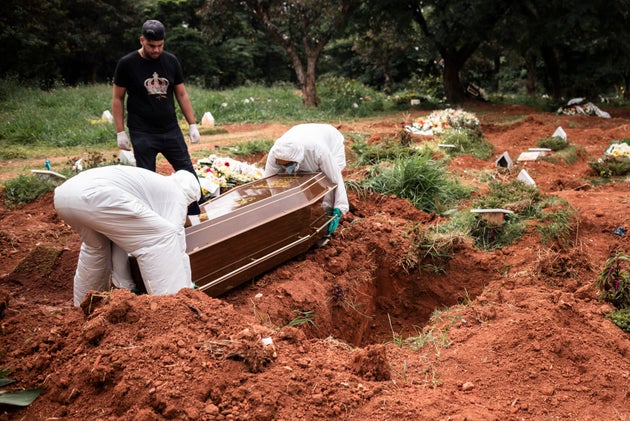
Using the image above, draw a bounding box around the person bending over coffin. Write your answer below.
[54,165,200,306]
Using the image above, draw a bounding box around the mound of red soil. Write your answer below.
[1,103,629,420]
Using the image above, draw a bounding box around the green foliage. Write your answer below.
[590,140,630,178]
[536,136,569,151]
[542,145,580,165]
[437,128,494,160]
[2,174,60,209]
[403,74,446,104]
[0,82,114,147]
[469,214,524,250]
[317,77,386,117]
[606,308,630,332]
[187,82,395,125]
[287,310,318,330]
[0,147,28,160]
[596,252,630,309]
[473,180,540,214]
[535,198,577,247]
[351,137,422,166]
[362,153,470,214]
[407,224,469,273]
[193,139,273,161]
[589,156,630,178]
[0,369,42,407]
[221,140,274,158]
[466,179,544,249]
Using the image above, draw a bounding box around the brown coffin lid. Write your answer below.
[187,172,334,254]
[186,172,336,296]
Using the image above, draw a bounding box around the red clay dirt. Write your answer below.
[1,103,629,420]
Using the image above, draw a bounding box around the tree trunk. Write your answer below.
[442,56,465,103]
[525,52,537,96]
[540,45,562,100]
[492,55,500,92]
[285,48,310,106]
[302,53,319,108]
[381,51,392,94]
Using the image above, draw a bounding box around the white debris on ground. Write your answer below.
[557,98,611,118]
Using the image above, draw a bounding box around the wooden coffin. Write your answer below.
[131,172,336,297]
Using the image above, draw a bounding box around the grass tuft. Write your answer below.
[362,153,470,214]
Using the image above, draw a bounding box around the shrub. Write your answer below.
[317,76,386,116]
[596,252,630,309]
[588,156,630,177]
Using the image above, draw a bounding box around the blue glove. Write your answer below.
[327,208,343,235]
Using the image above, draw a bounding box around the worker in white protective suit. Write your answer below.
[264,123,348,235]
[53,165,201,306]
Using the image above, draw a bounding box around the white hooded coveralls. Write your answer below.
[263,123,349,213]
[53,165,200,306]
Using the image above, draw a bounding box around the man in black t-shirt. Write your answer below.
[112,19,201,214]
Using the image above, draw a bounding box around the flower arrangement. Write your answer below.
[194,154,263,195]
[408,108,479,135]
[589,139,630,177]
[605,141,630,158]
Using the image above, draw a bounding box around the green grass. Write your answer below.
[361,152,471,214]
[0,78,397,152]
[535,197,578,247]
[589,155,630,177]
[465,179,557,250]
[536,136,569,151]
[287,310,318,330]
[437,128,494,160]
[473,179,541,213]
[188,78,392,124]
[606,308,630,332]
[351,136,423,166]
[0,81,114,148]
[2,174,62,208]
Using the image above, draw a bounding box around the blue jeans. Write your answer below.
[130,127,201,215]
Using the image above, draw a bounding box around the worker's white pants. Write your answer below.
[54,185,192,306]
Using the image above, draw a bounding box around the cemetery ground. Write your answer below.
[0,102,629,420]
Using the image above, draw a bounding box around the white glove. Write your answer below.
[117,131,131,151]
[189,124,200,144]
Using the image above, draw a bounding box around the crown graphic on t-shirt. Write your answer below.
[144,72,169,95]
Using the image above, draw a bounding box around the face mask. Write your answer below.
[285,162,299,174]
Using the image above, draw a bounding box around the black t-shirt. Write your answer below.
[113,50,184,133]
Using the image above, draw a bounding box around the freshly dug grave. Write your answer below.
[1,102,629,420]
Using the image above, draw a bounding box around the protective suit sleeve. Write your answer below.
[316,147,349,214]
[263,148,283,177]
